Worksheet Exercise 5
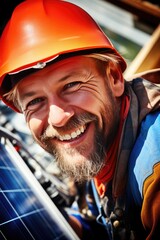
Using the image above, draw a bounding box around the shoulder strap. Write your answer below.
[91,180,113,240]
[91,180,135,240]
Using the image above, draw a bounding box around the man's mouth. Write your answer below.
[56,124,87,141]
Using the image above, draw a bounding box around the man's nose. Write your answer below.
[48,105,74,127]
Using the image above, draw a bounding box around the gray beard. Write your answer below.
[49,135,106,182]
[40,114,107,182]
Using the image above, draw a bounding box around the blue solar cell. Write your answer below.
[0,141,79,240]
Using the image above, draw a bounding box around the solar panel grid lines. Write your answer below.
[0,139,80,240]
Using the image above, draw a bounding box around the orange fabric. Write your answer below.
[94,95,130,197]
[141,163,160,240]
[69,215,83,239]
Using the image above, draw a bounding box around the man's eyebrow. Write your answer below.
[20,90,38,101]
[19,71,82,99]
[58,71,80,82]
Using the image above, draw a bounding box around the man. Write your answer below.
[0,0,160,239]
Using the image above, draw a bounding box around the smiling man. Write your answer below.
[14,55,122,183]
[0,1,160,240]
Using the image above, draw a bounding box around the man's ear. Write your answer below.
[106,62,124,97]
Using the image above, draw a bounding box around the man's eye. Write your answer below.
[27,98,43,107]
[64,82,81,91]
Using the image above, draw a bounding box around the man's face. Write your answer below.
[16,56,122,182]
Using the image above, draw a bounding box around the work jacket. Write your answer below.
[70,69,160,240]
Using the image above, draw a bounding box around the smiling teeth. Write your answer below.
[58,126,86,141]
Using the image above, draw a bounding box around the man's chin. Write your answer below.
[43,138,105,181]
[56,154,103,182]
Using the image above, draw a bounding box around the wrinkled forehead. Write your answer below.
[16,55,100,94]
[2,54,100,96]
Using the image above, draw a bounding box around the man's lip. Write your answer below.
[56,124,87,141]
[51,123,91,146]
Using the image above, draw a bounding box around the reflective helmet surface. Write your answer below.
[0,0,126,111]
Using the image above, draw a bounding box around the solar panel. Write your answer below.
[0,133,79,240]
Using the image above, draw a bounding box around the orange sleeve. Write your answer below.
[141,163,160,240]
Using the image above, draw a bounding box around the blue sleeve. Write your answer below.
[67,181,110,240]
[127,111,160,206]
[70,211,110,240]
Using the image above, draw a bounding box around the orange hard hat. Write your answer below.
[0,0,126,111]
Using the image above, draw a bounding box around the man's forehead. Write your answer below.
[21,56,94,80]
[18,57,93,87]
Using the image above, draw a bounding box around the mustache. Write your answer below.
[40,112,97,141]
